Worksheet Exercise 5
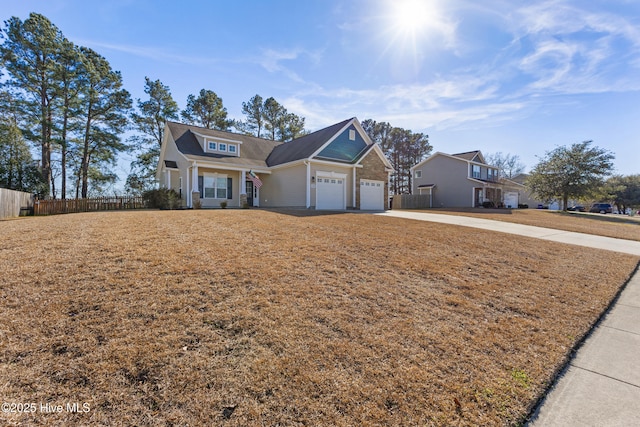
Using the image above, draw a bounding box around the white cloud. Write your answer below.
[77,40,217,66]
[509,1,640,94]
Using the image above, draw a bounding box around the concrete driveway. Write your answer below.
[376,210,640,257]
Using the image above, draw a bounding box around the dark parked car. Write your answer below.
[590,203,613,214]
[567,205,586,212]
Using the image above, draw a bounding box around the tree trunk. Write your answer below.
[60,94,69,199]
[40,80,51,198]
[80,98,93,199]
[81,117,91,198]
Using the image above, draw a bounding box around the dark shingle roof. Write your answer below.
[166,122,282,165]
[266,118,353,166]
[166,119,361,168]
[452,150,481,161]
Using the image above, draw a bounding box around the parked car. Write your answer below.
[589,203,613,214]
[567,205,586,212]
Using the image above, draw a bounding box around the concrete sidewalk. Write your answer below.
[374,210,640,426]
[528,268,640,426]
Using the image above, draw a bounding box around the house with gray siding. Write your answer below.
[410,151,504,208]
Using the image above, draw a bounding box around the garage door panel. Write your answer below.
[317,177,345,210]
[360,179,384,210]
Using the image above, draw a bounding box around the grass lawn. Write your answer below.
[1,210,638,426]
[413,208,640,242]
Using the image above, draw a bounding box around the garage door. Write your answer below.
[316,177,345,210]
[504,192,519,209]
[360,179,384,210]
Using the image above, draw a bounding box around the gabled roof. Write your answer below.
[510,173,529,184]
[266,118,352,166]
[452,150,486,164]
[163,118,390,170]
[166,121,282,167]
[411,150,490,171]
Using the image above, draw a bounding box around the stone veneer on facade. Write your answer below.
[355,150,389,210]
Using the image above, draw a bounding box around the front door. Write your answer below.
[245,180,254,207]
[474,188,483,207]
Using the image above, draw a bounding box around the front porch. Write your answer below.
[162,164,266,209]
[473,185,503,208]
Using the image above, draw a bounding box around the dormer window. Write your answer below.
[203,137,240,156]
[349,129,356,141]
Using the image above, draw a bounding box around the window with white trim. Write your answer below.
[203,175,227,199]
[472,165,481,179]
[415,170,422,178]
[205,139,239,156]
[349,129,356,140]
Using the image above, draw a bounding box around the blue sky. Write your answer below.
[2,0,639,180]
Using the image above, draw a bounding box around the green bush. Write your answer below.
[142,188,181,209]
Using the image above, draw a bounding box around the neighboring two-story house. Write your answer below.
[156,117,394,210]
[410,151,503,208]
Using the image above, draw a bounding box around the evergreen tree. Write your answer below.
[239,94,263,137]
[75,47,131,198]
[181,89,230,130]
[262,97,284,141]
[0,94,44,192]
[127,77,178,194]
[0,13,66,197]
[362,119,431,195]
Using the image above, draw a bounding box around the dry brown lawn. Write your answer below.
[1,210,638,426]
[415,208,640,241]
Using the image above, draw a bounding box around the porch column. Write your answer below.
[239,170,247,207]
[165,169,171,189]
[352,167,356,208]
[306,161,311,208]
[191,162,199,205]
[187,170,191,207]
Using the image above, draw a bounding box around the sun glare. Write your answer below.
[391,0,430,33]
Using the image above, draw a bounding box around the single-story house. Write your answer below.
[156,117,394,210]
[410,150,504,208]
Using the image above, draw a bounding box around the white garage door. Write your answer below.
[504,192,519,209]
[316,177,345,210]
[360,179,384,210]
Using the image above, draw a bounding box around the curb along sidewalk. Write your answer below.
[374,210,640,426]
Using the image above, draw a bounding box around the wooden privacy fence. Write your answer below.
[0,188,34,219]
[392,194,431,209]
[34,196,145,216]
